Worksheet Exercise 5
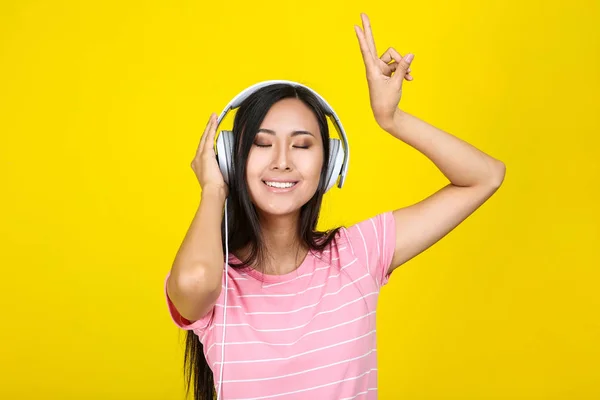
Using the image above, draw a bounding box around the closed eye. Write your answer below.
[254,144,309,149]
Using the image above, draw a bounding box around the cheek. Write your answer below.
[301,152,324,181]
[245,151,275,200]
[245,151,266,177]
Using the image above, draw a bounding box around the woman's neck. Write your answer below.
[244,212,308,275]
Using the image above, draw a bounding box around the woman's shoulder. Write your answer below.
[344,211,394,238]
[308,226,354,263]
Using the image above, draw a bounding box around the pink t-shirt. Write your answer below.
[165,211,396,399]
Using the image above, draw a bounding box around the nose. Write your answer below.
[272,143,291,171]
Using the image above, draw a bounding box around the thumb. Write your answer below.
[393,53,414,84]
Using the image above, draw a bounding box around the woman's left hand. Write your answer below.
[354,13,414,131]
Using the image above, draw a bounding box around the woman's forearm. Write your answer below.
[387,109,505,187]
[171,188,227,291]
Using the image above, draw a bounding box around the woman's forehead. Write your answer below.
[259,98,321,135]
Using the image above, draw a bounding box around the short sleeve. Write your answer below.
[344,211,397,288]
[164,271,214,333]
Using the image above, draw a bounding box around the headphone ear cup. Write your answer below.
[325,138,345,192]
[215,130,235,185]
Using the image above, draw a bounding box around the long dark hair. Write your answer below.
[184,83,344,400]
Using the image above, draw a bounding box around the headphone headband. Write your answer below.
[215,80,349,189]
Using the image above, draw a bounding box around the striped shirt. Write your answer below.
[165,211,396,399]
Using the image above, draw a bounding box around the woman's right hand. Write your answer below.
[191,113,229,198]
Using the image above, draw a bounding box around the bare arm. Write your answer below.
[166,188,227,323]
[167,111,229,323]
[388,110,505,270]
[354,14,505,273]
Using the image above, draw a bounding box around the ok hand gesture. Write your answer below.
[354,13,414,131]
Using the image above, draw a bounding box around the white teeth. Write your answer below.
[264,181,296,188]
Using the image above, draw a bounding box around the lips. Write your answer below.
[262,180,300,192]
[263,180,298,187]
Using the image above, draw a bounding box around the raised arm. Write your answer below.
[386,111,504,270]
[354,13,505,273]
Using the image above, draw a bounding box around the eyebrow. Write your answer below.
[257,128,315,138]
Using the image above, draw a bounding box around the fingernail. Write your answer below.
[406,53,414,62]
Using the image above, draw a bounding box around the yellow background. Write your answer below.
[1,0,598,398]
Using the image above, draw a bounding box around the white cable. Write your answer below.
[216,197,228,400]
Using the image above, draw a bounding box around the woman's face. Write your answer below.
[245,98,324,218]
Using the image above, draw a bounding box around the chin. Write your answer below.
[257,206,301,218]
[253,197,304,217]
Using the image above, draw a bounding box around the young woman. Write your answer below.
[165,13,505,400]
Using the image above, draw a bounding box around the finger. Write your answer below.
[197,113,214,156]
[389,48,409,73]
[203,113,219,155]
[360,13,378,62]
[354,25,377,72]
[381,47,411,72]
[388,62,413,80]
[380,47,399,64]
[388,62,412,76]
[392,53,414,84]
[381,48,411,73]
[381,62,394,77]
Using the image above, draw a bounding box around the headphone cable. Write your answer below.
[216,197,229,400]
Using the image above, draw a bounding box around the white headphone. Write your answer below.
[212,80,350,399]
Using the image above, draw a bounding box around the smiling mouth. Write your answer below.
[262,181,298,189]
